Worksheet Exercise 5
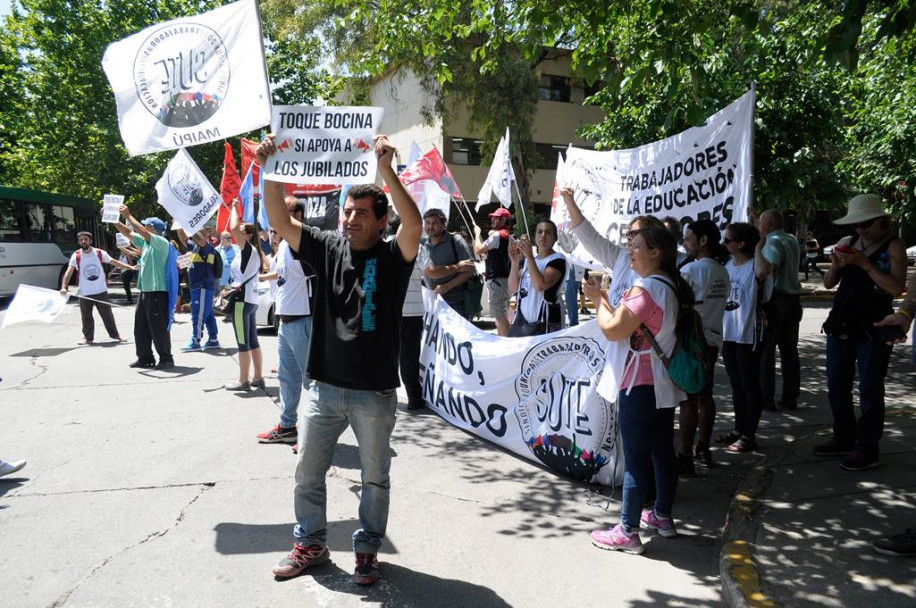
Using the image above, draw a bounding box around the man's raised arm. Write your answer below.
[256,135,303,253]
[119,206,151,243]
[377,137,421,263]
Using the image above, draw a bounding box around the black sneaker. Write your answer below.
[813,439,854,457]
[873,529,916,557]
[353,552,379,585]
[677,453,696,477]
[129,359,156,369]
[155,359,175,370]
[840,451,881,471]
[694,442,714,468]
[272,543,330,579]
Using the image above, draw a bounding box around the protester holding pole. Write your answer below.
[507,220,566,337]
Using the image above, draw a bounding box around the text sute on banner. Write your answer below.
[263,106,384,186]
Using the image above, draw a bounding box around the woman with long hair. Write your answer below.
[676,220,730,472]
[507,219,567,336]
[223,205,266,391]
[817,195,906,470]
[718,223,771,453]
[584,225,695,555]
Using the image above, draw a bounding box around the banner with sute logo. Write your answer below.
[420,297,623,486]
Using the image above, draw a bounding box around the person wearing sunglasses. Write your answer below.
[816,194,907,471]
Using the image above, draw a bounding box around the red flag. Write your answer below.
[217,142,242,234]
[387,147,464,199]
[240,138,261,188]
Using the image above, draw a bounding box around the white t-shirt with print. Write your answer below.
[680,257,730,348]
[68,248,111,296]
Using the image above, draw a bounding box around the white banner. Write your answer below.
[263,106,384,185]
[102,0,271,157]
[155,148,221,233]
[476,128,516,208]
[420,299,622,486]
[115,233,130,248]
[2,284,70,329]
[557,90,754,269]
[101,194,123,224]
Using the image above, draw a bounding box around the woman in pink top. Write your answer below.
[584,225,696,555]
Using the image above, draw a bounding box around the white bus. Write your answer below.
[0,186,99,297]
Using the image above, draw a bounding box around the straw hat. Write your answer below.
[833,194,889,225]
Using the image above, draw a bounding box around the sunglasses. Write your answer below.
[722,237,734,244]
[853,218,877,230]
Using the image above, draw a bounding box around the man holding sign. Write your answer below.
[59,231,133,345]
[257,134,421,586]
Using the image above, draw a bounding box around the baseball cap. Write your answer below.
[141,217,167,234]
[488,208,512,219]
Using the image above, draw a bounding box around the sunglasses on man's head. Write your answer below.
[853,218,877,230]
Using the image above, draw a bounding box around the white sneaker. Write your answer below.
[0,460,27,478]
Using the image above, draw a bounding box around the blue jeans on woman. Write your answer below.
[826,333,892,457]
[277,316,313,429]
[618,386,678,530]
[565,273,580,327]
[293,381,398,553]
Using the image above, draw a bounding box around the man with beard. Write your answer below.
[60,231,134,344]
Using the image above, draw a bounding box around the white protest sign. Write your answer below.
[101,0,271,157]
[177,253,192,269]
[101,194,124,224]
[155,148,222,233]
[115,233,130,248]
[263,106,384,185]
[419,298,623,486]
[558,90,754,269]
[2,284,70,329]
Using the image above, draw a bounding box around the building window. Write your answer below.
[538,75,571,103]
[536,144,570,170]
[451,137,483,166]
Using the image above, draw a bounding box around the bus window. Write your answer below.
[25,203,52,242]
[53,205,76,243]
[0,199,23,242]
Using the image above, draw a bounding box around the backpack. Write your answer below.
[75,248,108,287]
[450,235,483,319]
[639,276,711,394]
[211,247,224,283]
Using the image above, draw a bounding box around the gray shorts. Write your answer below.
[487,277,509,318]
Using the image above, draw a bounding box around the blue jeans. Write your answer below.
[293,381,398,553]
[618,386,678,530]
[277,316,313,429]
[826,333,892,456]
[565,275,580,327]
[189,286,217,345]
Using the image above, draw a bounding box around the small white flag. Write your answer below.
[2,284,70,329]
[155,148,222,234]
[476,128,516,208]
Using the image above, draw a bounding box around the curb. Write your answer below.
[718,428,822,608]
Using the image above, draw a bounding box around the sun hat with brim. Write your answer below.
[834,194,889,225]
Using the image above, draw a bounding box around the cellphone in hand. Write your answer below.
[874,324,908,343]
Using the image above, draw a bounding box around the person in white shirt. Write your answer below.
[59,231,134,345]
[719,222,771,453]
[677,220,730,472]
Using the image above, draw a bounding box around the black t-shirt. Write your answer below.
[289,225,415,390]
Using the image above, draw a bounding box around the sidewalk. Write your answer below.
[720,309,916,607]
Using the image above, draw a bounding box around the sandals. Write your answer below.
[727,436,757,453]
[716,430,742,445]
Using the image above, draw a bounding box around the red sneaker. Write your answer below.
[256,424,297,444]
[272,543,329,579]
[353,552,379,585]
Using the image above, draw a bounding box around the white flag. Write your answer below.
[476,128,516,208]
[409,180,452,221]
[2,285,69,329]
[102,0,271,157]
[155,148,222,234]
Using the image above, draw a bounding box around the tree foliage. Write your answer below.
[0,0,328,220]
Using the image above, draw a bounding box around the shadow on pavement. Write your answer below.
[214,518,399,556]
[10,347,77,358]
[0,479,26,498]
[137,366,202,379]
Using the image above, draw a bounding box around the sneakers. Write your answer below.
[590,523,644,554]
[813,439,854,457]
[272,543,330,579]
[353,552,380,585]
[873,529,916,557]
[257,424,297,444]
[202,339,220,350]
[677,453,696,477]
[180,342,202,352]
[129,359,156,369]
[694,442,713,468]
[0,460,27,478]
[155,359,175,370]
[640,509,678,538]
[250,378,266,389]
[840,450,881,471]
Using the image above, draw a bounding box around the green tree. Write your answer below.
[0,0,328,220]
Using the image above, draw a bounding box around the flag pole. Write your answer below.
[511,179,531,240]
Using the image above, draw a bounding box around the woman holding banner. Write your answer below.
[582,224,693,555]
[507,219,566,337]
[223,205,266,391]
